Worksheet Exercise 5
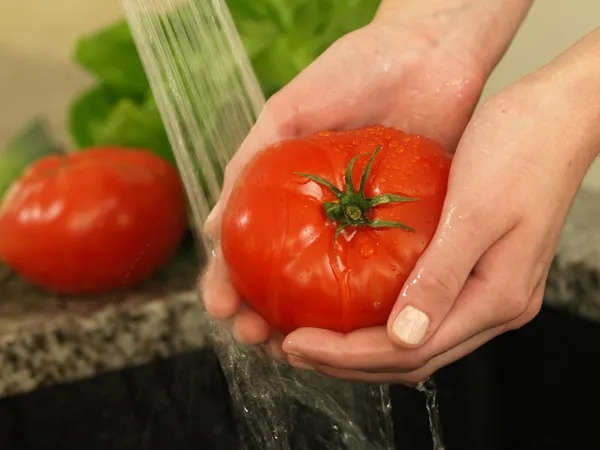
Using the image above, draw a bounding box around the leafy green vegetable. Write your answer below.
[68,0,380,165]
[0,119,62,199]
[87,94,175,167]
[229,0,380,96]
[74,21,150,96]
[69,84,122,148]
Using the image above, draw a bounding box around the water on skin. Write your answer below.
[123,0,446,448]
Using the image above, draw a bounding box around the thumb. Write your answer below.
[386,207,495,348]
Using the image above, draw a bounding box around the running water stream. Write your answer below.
[121,0,446,447]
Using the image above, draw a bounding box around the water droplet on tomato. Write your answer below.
[403,136,412,143]
[389,140,399,148]
[319,131,331,136]
[373,302,381,310]
[391,265,397,272]
[359,244,376,259]
[392,239,399,245]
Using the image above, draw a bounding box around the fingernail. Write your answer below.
[392,306,429,345]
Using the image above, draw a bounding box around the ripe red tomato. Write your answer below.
[221,125,451,334]
[0,147,187,295]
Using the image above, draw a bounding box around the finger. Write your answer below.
[200,247,241,319]
[386,191,516,349]
[288,313,524,385]
[266,335,287,360]
[395,287,544,384]
[284,228,543,372]
[283,326,419,373]
[419,223,547,353]
[290,323,505,385]
[281,196,507,366]
[287,353,412,384]
[231,304,271,344]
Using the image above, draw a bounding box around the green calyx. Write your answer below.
[295,145,419,241]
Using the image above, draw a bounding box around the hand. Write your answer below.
[282,28,600,384]
[202,16,488,344]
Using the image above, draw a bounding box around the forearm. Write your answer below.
[534,26,600,160]
[374,0,534,76]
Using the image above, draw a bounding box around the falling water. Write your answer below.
[417,378,446,450]
[121,0,446,448]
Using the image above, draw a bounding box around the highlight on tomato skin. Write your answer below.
[220,124,452,335]
[0,147,188,296]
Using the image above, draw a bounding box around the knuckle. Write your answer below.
[264,90,302,137]
[500,288,530,322]
[418,267,462,304]
[508,292,543,330]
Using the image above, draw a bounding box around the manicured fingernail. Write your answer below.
[392,306,429,345]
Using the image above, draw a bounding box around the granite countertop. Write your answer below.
[0,244,209,398]
[1,189,600,399]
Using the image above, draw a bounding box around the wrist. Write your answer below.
[373,0,534,77]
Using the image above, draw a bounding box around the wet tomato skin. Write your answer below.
[0,147,188,295]
[221,125,451,334]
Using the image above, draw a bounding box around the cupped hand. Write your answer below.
[282,33,600,383]
[201,18,486,344]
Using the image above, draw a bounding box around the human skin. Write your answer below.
[282,26,600,384]
[202,0,600,383]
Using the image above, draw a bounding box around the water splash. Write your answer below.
[121,0,445,447]
[417,377,446,450]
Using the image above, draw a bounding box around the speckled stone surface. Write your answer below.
[545,188,600,321]
[0,246,209,398]
[1,188,600,399]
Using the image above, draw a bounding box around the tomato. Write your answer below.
[0,147,187,295]
[221,125,451,334]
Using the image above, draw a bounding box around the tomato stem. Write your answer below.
[294,145,419,235]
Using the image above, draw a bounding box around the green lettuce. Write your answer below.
[68,0,380,166]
